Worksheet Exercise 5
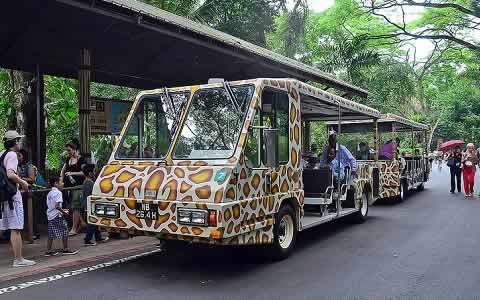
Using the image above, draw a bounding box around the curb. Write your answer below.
[0,244,159,284]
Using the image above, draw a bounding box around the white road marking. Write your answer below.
[0,249,161,295]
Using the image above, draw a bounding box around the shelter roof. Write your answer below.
[0,0,368,97]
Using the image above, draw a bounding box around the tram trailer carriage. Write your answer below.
[326,113,430,203]
[87,78,382,259]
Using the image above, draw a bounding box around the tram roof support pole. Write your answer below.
[373,119,379,162]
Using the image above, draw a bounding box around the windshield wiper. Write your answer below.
[223,81,241,113]
[164,87,187,140]
[164,87,177,117]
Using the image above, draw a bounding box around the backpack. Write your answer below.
[0,151,17,218]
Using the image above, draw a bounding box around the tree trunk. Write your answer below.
[428,118,440,151]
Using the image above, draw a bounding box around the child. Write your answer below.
[82,164,108,246]
[45,176,78,256]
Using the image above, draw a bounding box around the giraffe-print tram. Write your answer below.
[327,114,430,203]
[87,78,383,259]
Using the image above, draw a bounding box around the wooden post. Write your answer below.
[27,193,33,243]
[79,48,91,155]
[35,65,46,172]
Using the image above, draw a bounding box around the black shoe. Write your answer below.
[62,249,78,255]
[450,191,455,194]
[84,241,97,247]
[44,250,60,257]
[96,237,109,243]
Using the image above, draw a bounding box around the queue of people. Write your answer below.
[0,131,109,267]
[446,143,479,197]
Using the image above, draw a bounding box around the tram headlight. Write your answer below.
[177,208,208,226]
[94,203,119,218]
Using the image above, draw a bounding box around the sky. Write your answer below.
[309,0,334,12]
[303,0,434,60]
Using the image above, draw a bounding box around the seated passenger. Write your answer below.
[143,146,154,158]
[128,143,139,158]
[319,129,357,177]
[379,137,400,160]
[414,149,420,157]
[323,148,345,182]
[304,144,318,158]
[356,142,370,160]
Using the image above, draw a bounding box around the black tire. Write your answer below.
[397,180,408,202]
[417,183,425,191]
[351,192,369,223]
[270,204,297,260]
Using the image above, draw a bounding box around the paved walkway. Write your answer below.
[2,167,480,299]
[0,232,158,282]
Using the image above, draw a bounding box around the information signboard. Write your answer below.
[90,98,133,135]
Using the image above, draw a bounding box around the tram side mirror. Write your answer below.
[264,129,278,168]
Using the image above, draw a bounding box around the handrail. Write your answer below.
[19,186,83,244]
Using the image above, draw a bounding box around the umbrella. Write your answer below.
[438,140,464,151]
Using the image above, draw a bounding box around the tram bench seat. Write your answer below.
[303,167,332,198]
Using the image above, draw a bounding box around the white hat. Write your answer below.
[4,130,24,141]
[328,128,337,136]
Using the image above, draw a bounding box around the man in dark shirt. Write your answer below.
[82,164,109,246]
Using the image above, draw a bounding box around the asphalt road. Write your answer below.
[2,164,480,299]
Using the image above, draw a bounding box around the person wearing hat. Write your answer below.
[0,130,36,267]
[319,128,357,180]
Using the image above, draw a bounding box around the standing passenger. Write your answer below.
[462,143,478,197]
[60,143,86,236]
[319,129,357,179]
[447,147,462,194]
[45,176,78,256]
[0,130,36,267]
[82,164,109,246]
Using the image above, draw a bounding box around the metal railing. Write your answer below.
[19,186,82,243]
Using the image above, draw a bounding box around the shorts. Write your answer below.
[70,189,82,209]
[0,200,24,230]
[48,216,68,239]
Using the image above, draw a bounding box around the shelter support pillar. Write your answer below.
[79,48,91,155]
[35,65,46,172]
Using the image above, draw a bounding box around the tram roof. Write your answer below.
[0,0,369,96]
[325,113,429,133]
[142,78,381,121]
[297,80,381,121]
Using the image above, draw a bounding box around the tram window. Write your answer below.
[245,112,261,168]
[117,95,176,159]
[261,88,289,165]
[276,95,289,164]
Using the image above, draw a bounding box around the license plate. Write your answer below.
[135,203,158,220]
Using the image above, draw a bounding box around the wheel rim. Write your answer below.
[361,193,368,216]
[278,214,294,249]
